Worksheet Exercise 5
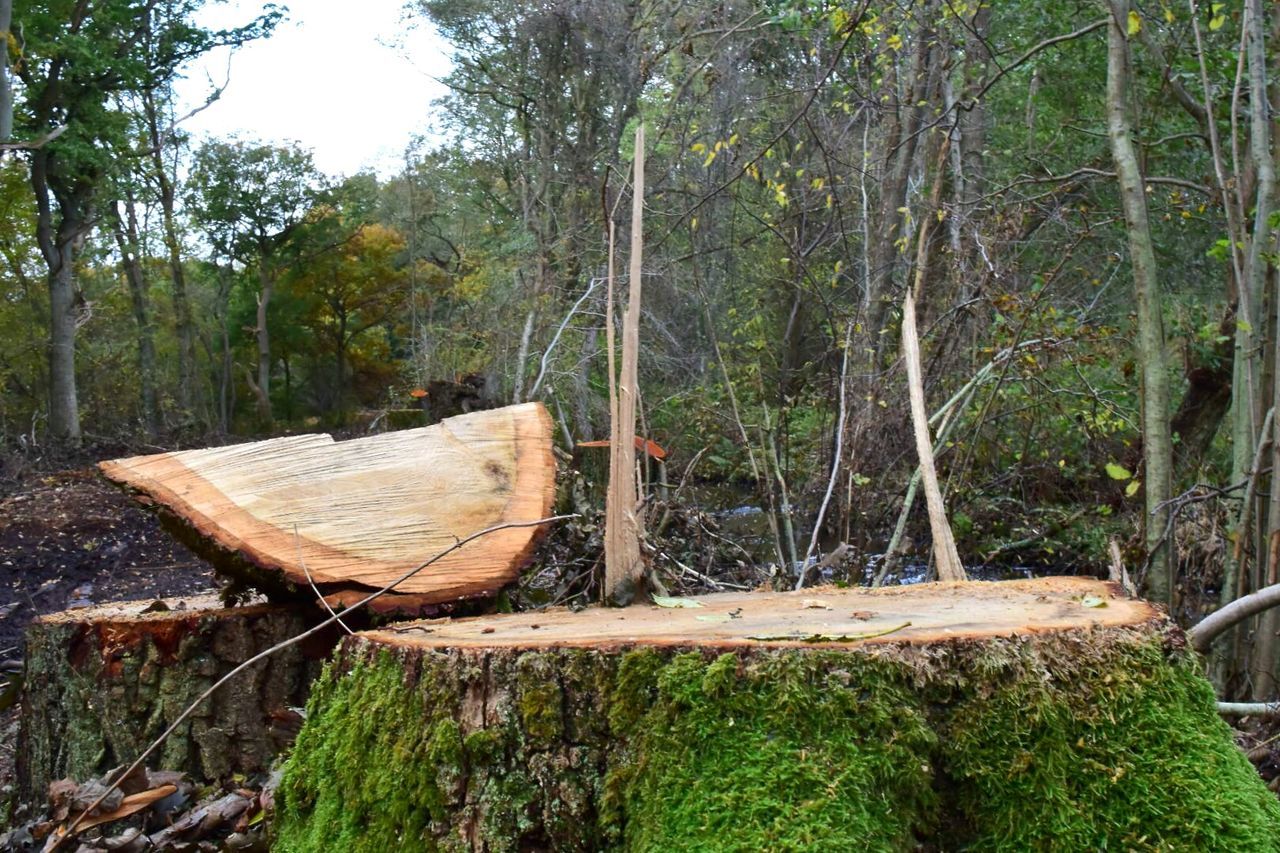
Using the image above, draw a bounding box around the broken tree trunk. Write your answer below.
[17,596,339,803]
[99,403,556,615]
[273,577,1280,851]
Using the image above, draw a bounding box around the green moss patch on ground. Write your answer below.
[273,630,1280,852]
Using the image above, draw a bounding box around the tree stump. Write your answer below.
[274,577,1280,852]
[17,596,340,802]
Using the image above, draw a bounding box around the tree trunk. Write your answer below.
[109,198,161,437]
[0,0,12,144]
[273,577,1280,851]
[255,261,274,425]
[1105,0,1175,606]
[46,244,81,443]
[17,596,338,803]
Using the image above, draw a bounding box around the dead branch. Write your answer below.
[1189,581,1280,653]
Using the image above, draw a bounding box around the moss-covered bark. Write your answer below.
[274,624,1280,852]
[18,599,335,802]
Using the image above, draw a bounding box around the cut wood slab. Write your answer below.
[369,575,1157,650]
[99,403,556,613]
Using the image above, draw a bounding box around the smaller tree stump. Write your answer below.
[274,577,1280,852]
[17,596,340,802]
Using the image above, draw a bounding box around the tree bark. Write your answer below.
[0,0,12,144]
[17,596,337,803]
[273,577,1280,851]
[143,87,196,420]
[1104,0,1175,606]
[255,261,274,425]
[108,198,161,437]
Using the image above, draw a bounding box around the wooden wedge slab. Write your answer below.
[99,403,556,609]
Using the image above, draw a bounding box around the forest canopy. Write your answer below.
[2,0,1279,698]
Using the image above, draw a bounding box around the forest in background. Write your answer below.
[3,0,1280,699]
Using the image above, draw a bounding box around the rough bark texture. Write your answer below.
[17,596,337,803]
[274,579,1280,851]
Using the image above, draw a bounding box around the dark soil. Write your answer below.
[0,466,215,799]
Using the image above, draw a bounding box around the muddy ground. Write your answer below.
[0,466,215,798]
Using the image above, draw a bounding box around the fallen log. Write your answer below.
[17,596,339,803]
[99,403,557,614]
[273,577,1280,851]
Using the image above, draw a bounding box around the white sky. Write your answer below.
[174,0,453,178]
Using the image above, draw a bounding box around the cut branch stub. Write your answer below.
[99,403,556,613]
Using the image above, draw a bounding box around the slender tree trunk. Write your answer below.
[46,252,81,441]
[255,261,274,425]
[30,154,83,443]
[1246,0,1280,698]
[0,0,12,143]
[217,263,233,433]
[1104,0,1175,606]
[143,89,196,419]
[511,306,535,404]
[108,199,160,436]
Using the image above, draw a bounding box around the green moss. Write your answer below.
[516,654,563,746]
[274,650,445,852]
[608,651,938,852]
[274,633,1280,852]
[941,637,1280,851]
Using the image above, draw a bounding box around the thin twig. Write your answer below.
[52,514,575,850]
[293,524,352,636]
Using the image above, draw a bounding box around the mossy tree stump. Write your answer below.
[274,577,1280,851]
[18,596,340,802]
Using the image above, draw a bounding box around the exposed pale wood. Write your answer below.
[605,124,646,604]
[99,403,556,608]
[371,577,1156,651]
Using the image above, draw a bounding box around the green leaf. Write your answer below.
[1105,462,1133,481]
[1127,10,1141,36]
[653,595,704,609]
[1081,595,1107,608]
[1125,479,1142,497]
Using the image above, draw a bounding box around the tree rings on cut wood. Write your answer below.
[99,403,557,615]
[273,577,1280,852]
[17,596,339,803]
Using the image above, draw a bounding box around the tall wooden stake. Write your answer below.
[605,125,646,604]
[902,135,967,583]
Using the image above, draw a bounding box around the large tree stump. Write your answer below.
[17,596,340,802]
[274,577,1280,851]
[98,403,557,615]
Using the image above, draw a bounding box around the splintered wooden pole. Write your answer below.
[902,290,965,581]
[903,136,966,583]
[606,124,646,605]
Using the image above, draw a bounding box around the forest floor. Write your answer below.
[0,466,215,799]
